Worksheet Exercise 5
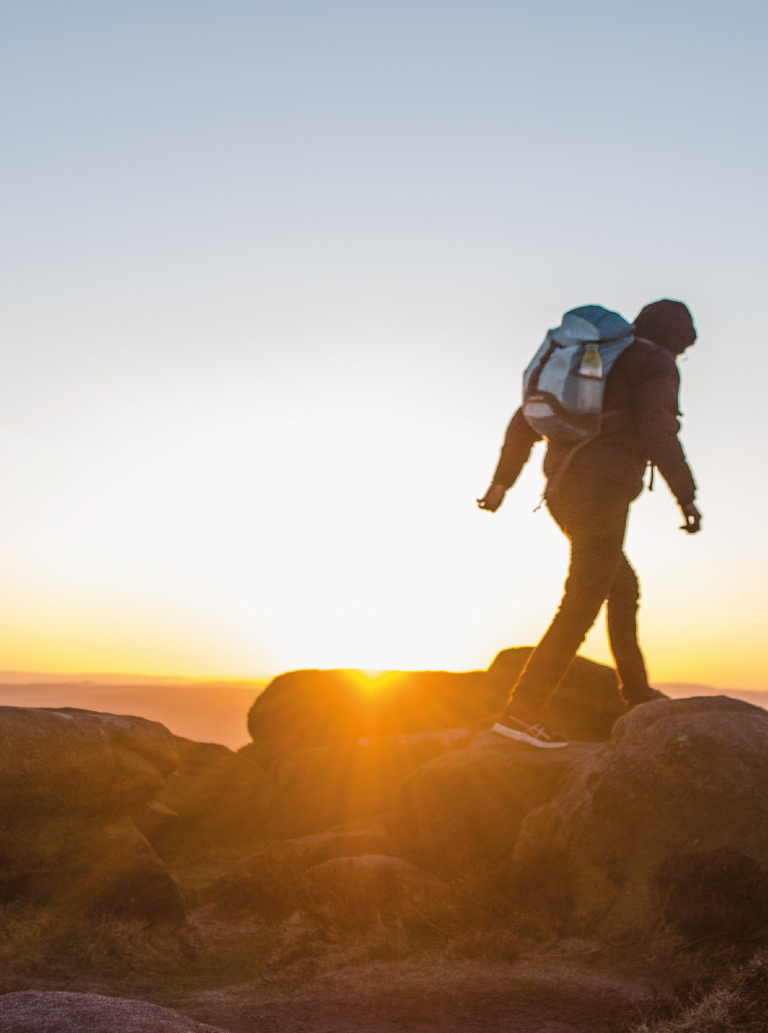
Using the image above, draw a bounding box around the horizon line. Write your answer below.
[0,667,765,695]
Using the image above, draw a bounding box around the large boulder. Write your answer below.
[392,738,600,882]
[304,854,456,931]
[512,696,768,939]
[0,707,183,921]
[247,650,625,759]
[204,818,390,916]
[247,668,487,758]
[0,992,227,1032]
[0,706,178,811]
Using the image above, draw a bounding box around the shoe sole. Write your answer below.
[492,722,568,749]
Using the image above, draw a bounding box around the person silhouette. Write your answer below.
[478,299,701,748]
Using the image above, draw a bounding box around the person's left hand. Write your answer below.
[680,502,702,534]
[477,484,507,512]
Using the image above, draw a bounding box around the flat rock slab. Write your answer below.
[0,966,664,1033]
[183,962,661,1033]
[0,991,227,1032]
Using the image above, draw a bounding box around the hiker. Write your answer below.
[477,300,700,749]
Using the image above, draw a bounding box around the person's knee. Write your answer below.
[609,578,639,606]
[560,569,615,611]
[554,589,606,628]
[609,561,640,604]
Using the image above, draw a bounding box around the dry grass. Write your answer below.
[0,897,530,1002]
[631,950,768,1033]
[5,895,767,1033]
[0,902,274,998]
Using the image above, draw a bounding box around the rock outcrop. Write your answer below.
[144,728,502,863]
[247,649,626,760]
[0,706,178,808]
[0,707,184,921]
[512,696,768,939]
[393,738,600,882]
[0,992,227,1032]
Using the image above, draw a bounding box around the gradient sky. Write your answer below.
[0,1,766,685]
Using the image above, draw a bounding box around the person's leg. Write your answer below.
[499,492,630,720]
[606,555,655,705]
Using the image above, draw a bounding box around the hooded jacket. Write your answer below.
[492,332,697,507]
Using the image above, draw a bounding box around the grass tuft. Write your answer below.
[631,949,768,1033]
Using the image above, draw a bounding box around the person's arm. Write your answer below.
[477,408,540,511]
[633,351,701,533]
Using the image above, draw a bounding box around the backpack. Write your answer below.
[522,305,634,444]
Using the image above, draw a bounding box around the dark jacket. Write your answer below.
[492,338,696,506]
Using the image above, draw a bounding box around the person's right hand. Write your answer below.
[477,484,507,512]
[680,502,702,534]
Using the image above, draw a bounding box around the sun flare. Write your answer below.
[347,670,405,692]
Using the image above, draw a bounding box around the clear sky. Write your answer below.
[0,1,766,686]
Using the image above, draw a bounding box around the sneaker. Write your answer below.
[492,715,568,749]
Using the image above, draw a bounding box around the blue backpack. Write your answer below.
[522,305,634,443]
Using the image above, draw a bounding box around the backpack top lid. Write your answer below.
[551,305,633,347]
[521,304,635,444]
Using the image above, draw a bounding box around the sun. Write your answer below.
[347,670,405,693]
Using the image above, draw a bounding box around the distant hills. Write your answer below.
[657,682,768,711]
[0,670,763,751]
[0,678,266,750]
[0,670,250,686]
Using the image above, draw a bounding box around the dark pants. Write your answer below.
[511,486,651,709]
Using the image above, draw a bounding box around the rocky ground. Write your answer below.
[1,648,768,1031]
